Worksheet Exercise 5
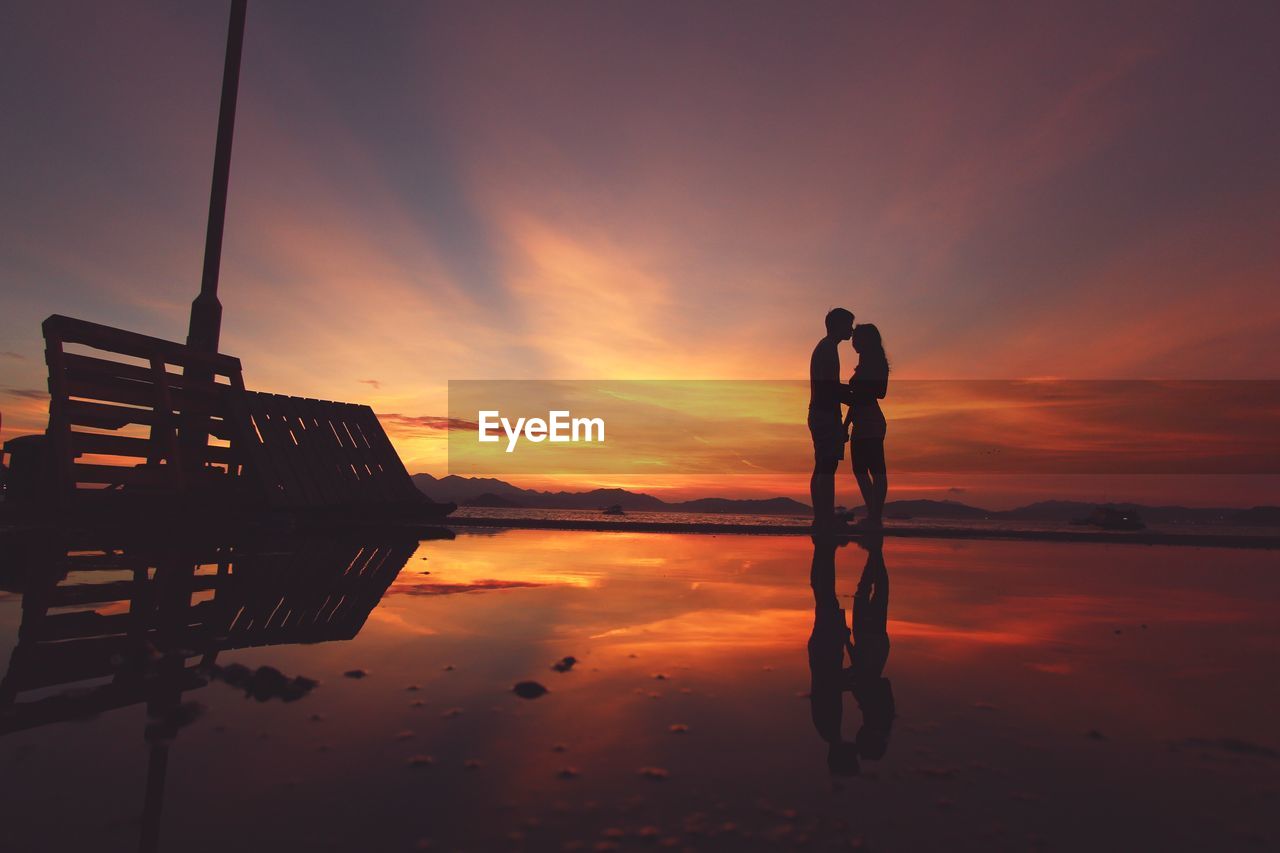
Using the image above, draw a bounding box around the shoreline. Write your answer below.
[445,515,1280,549]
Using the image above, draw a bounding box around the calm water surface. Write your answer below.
[0,530,1276,851]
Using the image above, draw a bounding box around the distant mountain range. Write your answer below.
[413,474,1279,526]
[414,473,811,516]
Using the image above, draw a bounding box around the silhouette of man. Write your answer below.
[807,535,860,775]
[810,308,855,531]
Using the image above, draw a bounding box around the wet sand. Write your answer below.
[0,530,1276,851]
[446,514,1280,549]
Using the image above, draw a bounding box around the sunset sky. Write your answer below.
[2,1,1277,507]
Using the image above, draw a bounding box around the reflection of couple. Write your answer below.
[809,308,889,533]
[807,535,894,776]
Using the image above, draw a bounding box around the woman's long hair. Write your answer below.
[852,324,890,375]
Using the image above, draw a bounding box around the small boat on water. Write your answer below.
[1071,506,1145,531]
[602,504,625,516]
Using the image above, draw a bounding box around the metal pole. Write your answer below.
[187,0,247,354]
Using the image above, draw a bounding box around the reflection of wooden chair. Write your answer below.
[0,535,418,735]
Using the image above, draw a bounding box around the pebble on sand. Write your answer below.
[406,684,421,691]
[443,664,455,671]
[395,730,415,741]
[513,681,549,699]
[557,767,582,779]
[552,743,568,752]
[409,700,425,708]
[653,673,668,680]
[407,755,434,768]
[637,767,670,780]
[552,656,579,672]
[440,707,463,718]
[1086,729,1108,740]
[343,669,368,679]
[669,724,689,733]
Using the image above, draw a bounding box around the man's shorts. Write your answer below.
[808,408,847,464]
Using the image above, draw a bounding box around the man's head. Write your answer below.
[824,308,855,340]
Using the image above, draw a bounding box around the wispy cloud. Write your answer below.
[379,413,479,435]
[2,388,46,400]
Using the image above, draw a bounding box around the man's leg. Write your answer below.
[811,458,838,530]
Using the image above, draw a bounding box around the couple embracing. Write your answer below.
[808,308,889,533]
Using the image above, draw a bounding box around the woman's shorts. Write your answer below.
[849,406,887,440]
[851,436,885,470]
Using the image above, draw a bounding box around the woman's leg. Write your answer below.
[851,442,876,521]
[856,439,886,523]
[870,440,887,521]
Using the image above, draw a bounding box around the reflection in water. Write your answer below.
[808,535,894,776]
[1,529,1276,850]
[0,533,424,853]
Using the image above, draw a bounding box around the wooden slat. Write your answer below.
[69,431,154,459]
[44,315,242,377]
[256,401,323,507]
[44,335,75,501]
[277,396,340,506]
[325,408,379,503]
[64,399,155,429]
[223,390,286,508]
[297,404,363,501]
[147,355,184,489]
[62,374,230,415]
[330,404,393,502]
[354,407,421,500]
[70,462,176,487]
[46,575,221,607]
[68,432,227,468]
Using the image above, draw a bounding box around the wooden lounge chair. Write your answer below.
[40,313,245,507]
[5,315,453,520]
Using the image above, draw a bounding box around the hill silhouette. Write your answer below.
[413,475,1278,525]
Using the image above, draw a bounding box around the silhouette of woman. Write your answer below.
[847,536,893,760]
[845,324,889,528]
[807,535,895,775]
